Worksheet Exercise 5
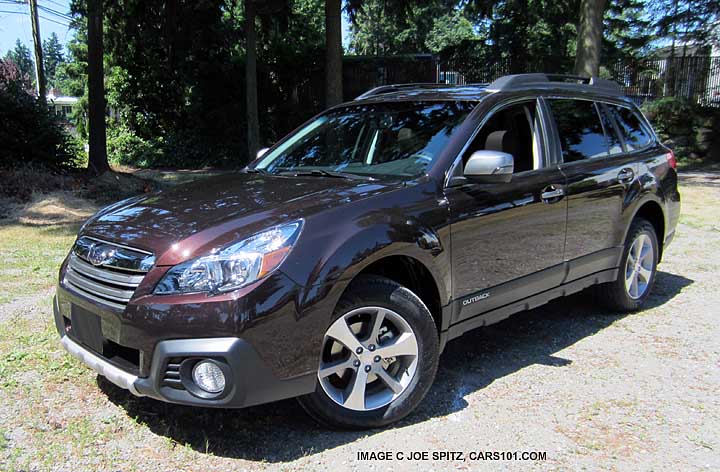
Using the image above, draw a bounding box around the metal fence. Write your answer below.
[434,55,720,107]
[607,56,720,107]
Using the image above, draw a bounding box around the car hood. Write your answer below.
[81,172,398,266]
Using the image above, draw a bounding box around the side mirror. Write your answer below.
[257,147,270,159]
[463,150,514,183]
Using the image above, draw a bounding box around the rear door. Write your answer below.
[445,98,567,324]
[544,97,637,282]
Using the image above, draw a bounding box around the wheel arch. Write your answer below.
[341,255,445,335]
[629,199,666,261]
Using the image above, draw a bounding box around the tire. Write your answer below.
[297,275,439,430]
[594,217,659,312]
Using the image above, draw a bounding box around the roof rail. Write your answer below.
[354,83,450,100]
[487,73,621,93]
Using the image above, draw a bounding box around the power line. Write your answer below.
[38,5,72,21]
[0,8,69,26]
[43,0,68,9]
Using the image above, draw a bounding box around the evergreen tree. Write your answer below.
[464,0,580,73]
[4,40,35,84]
[603,0,652,63]
[649,0,720,48]
[349,1,476,55]
[43,32,66,89]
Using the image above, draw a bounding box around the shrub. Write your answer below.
[107,124,244,169]
[641,97,696,140]
[107,125,164,167]
[641,97,719,161]
[0,59,77,169]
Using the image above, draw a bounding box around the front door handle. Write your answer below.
[617,167,635,184]
[541,185,565,203]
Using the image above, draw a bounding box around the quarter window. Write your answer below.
[606,105,652,151]
[548,99,608,162]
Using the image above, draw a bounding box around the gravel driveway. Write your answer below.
[1,170,718,471]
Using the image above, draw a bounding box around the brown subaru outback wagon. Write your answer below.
[55,73,680,429]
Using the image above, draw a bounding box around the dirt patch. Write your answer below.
[13,192,100,226]
[0,167,158,213]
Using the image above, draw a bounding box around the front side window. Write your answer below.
[548,99,608,162]
[605,104,652,151]
[463,100,542,173]
[255,101,475,178]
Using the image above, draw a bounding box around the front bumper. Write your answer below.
[54,296,316,408]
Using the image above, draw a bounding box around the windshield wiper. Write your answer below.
[279,169,376,181]
[244,167,269,175]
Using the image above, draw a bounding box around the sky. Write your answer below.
[0,0,73,55]
[1,0,352,56]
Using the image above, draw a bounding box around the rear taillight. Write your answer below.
[666,150,677,169]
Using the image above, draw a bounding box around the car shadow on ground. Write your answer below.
[100,270,693,463]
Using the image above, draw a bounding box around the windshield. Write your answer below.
[254,101,475,178]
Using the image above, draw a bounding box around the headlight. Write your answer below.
[154,220,303,295]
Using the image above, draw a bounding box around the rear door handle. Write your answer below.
[617,167,635,184]
[541,185,565,203]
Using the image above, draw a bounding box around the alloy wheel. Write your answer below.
[624,233,654,299]
[318,306,419,411]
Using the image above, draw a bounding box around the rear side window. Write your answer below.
[605,105,652,151]
[547,99,608,162]
[597,105,624,155]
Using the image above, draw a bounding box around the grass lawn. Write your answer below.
[0,223,80,304]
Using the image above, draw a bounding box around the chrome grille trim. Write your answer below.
[81,235,153,255]
[65,270,136,302]
[65,240,153,310]
[73,236,155,272]
[67,254,145,286]
[63,280,128,310]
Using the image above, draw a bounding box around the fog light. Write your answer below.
[192,360,226,393]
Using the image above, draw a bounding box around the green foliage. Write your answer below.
[0,59,76,169]
[55,27,87,98]
[43,32,66,89]
[255,0,327,141]
[107,125,163,167]
[4,39,35,84]
[349,1,477,55]
[641,97,719,160]
[648,0,720,48]
[54,27,88,137]
[641,97,695,138]
[603,0,652,63]
[100,0,247,166]
[425,11,476,54]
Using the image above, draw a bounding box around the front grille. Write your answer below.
[64,237,154,310]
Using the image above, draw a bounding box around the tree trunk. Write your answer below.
[573,0,607,77]
[87,0,109,175]
[665,2,679,96]
[245,0,259,162]
[28,0,46,104]
[325,0,343,107]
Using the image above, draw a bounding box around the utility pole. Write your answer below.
[28,0,46,104]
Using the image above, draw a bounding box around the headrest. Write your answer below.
[485,130,516,155]
[398,128,413,141]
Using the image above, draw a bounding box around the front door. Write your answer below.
[445,99,567,324]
